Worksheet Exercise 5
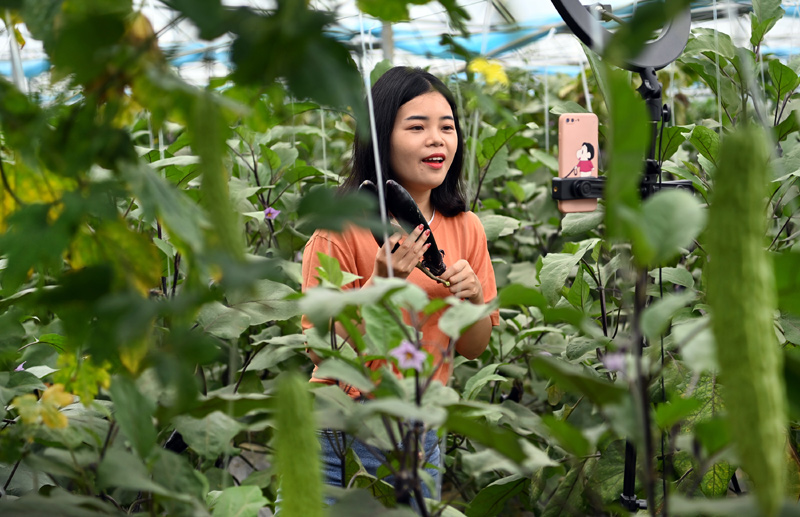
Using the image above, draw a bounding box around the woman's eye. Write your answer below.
[443,125,455,131]
[408,125,423,131]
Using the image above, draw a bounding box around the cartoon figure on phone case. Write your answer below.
[565,142,595,178]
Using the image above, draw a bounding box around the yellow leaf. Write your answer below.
[12,394,39,425]
[41,406,68,429]
[42,383,74,407]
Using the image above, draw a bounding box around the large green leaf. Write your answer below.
[634,189,706,267]
[0,488,122,516]
[539,239,598,306]
[97,448,173,496]
[599,63,648,243]
[466,474,526,517]
[462,364,505,401]
[689,125,720,166]
[478,214,520,240]
[314,359,374,394]
[751,0,784,47]
[197,301,251,339]
[641,291,696,343]
[227,279,300,325]
[211,485,268,517]
[109,376,157,459]
[532,355,627,406]
[172,411,243,459]
[438,299,495,341]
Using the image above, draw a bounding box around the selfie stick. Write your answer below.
[549,1,692,512]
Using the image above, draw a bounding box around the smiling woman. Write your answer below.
[298,66,500,509]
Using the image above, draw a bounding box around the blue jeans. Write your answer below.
[318,427,442,502]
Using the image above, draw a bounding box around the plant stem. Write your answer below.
[2,457,21,492]
[171,252,181,298]
[157,221,167,295]
[0,158,24,207]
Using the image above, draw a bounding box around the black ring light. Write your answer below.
[550,0,692,72]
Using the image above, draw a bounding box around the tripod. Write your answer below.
[553,67,694,512]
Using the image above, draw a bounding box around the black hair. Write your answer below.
[341,66,467,216]
[582,142,595,160]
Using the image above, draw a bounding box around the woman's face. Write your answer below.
[389,91,458,198]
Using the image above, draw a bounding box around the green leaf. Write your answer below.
[444,412,526,464]
[769,59,800,101]
[634,190,706,267]
[689,125,720,166]
[370,59,393,86]
[314,359,374,394]
[356,0,413,22]
[685,28,737,62]
[211,485,268,517]
[497,284,547,309]
[600,63,649,243]
[197,301,251,339]
[541,415,590,457]
[466,474,526,517]
[585,440,626,505]
[774,110,800,142]
[673,318,717,372]
[274,373,323,517]
[463,364,504,400]
[774,250,800,314]
[121,162,207,253]
[659,125,691,162]
[529,148,558,171]
[648,267,695,289]
[541,460,587,517]
[539,239,598,306]
[109,376,157,459]
[363,303,406,356]
[172,411,243,459]
[780,312,800,345]
[654,395,703,429]
[227,279,300,325]
[479,125,524,168]
[561,208,604,236]
[315,252,359,288]
[438,299,495,341]
[0,488,123,516]
[682,373,723,429]
[296,187,375,234]
[532,355,627,406]
[641,291,696,342]
[478,214,520,240]
[751,0,784,47]
[97,448,172,496]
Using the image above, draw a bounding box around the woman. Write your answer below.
[301,66,499,504]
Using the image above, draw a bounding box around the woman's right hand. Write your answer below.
[373,224,430,280]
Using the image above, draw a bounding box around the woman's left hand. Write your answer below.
[439,259,483,304]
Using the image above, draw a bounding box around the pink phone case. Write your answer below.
[558,113,599,213]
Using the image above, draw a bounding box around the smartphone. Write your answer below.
[557,113,599,213]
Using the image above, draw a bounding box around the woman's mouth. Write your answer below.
[422,154,446,169]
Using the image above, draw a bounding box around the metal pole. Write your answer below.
[381,22,394,63]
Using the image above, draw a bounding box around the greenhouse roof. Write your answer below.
[1,1,799,90]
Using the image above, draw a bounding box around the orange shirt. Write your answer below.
[301,210,500,399]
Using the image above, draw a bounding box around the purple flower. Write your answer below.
[14,361,25,372]
[389,341,427,371]
[602,353,626,374]
[264,206,281,221]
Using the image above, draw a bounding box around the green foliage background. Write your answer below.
[1,0,800,515]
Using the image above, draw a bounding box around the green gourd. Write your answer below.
[275,373,323,517]
[705,124,786,516]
